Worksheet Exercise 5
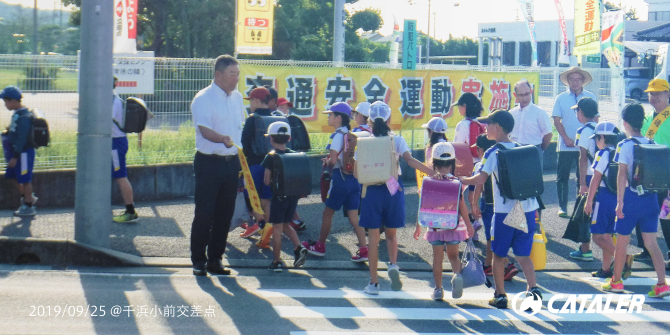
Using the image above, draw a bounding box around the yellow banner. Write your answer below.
[574,0,601,56]
[236,145,264,215]
[239,66,539,132]
[236,0,273,55]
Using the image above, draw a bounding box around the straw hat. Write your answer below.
[559,66,593,86]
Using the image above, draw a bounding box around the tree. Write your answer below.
[603,1,639,20]
[350,8,383,32]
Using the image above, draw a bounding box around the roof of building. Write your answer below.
[635,22,670,41]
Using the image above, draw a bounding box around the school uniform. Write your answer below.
[111,92,129,179]
[473,162,495,241]
[613,137,661,235]
[241,107,274,200]
[4,107,35,184]
[590,148,617,234]
[358,134,408,229]
[480,142,539,257]
[575,121,598,187]
[324,127,361,211]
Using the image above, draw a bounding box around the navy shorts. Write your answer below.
[246,164,272,200]
[615,188,660,235]
[491,211,536,257]
[359,178,405,229]
[4,148,35,184]
[479,198,494,241]
[269,196,299,224]
[112,137,128,179]
[591,187,616,234]
[325,169,361,211]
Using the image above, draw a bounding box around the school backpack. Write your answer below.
[28,109,49,148]
[114,97,153,133]
[340,130,370,174]
[468,120,486,158]
[602,148,619,194]
[271,151,312,197]
[355,135,397,197]
[252,115,311,156]
[630,138,670,192]
[494,143,544,201]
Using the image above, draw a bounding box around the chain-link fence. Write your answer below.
[0,54,618,170]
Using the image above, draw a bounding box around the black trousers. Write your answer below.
[190,152,241,266]
[557,151,580,212]
[635,191,670,253]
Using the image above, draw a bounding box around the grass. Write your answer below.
[0,68,79,92]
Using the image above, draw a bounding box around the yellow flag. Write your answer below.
[236,145,264,215]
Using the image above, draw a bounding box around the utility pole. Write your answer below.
[33,0,38,54]
[74,0,114,248]
[333,0,345,64]
[426,0,430,65]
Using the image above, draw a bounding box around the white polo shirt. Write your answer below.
[112,92,126,138]
[191,81,245,156]
[575,121,598,176]
[509,103,552,146]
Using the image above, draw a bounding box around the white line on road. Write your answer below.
[290,332,616,335]
[275,306,670,322]
[580,277,669,285]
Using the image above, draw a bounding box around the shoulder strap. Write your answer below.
[494,142,508,151]
[646,108,670,139]
[630,137,642,145]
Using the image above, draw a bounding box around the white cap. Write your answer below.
[421,117,448,133]
[593,121,620,135]
[266,121,291,136]
[432,142,456,160]
[369,101,392,121]
[354,102,371,117]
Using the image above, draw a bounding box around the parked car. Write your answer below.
[624,67,652,101]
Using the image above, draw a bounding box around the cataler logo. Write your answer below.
[511,291,542,316]
[511,292,646,316]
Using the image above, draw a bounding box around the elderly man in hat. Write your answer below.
[552,66,597,218]
[637,78,670,266]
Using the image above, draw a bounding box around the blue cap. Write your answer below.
[0,86,22,101]
[323,102,352,116]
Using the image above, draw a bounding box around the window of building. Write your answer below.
[503,42,516,66]
[519,42,532,66]
[537,41,551,67]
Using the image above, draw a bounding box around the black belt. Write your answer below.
[196,152,238,161]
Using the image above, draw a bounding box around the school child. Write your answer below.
[352,102,371,133]
[414,142,474,300]
[460,109,542,309]
[570,97,599,261]
[602,104,670,297]
[583,122,623,278]
[421,117,448,169]
[1,85,37,217]
[302,102,369,261]
[358,101,436,294]
[261,121,309,271]
[453,92,485,163]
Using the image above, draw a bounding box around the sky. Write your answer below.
[3,0,652,40]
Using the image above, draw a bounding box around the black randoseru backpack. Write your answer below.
[271,151,312,197]
[116,97,153,133]
[29,109,49,148]
[630,138,670,192]
[602,148,619,194]
[494,143,544,201]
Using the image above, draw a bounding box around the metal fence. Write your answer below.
[0,54,618,170]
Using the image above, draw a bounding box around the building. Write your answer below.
[645,0,670,21]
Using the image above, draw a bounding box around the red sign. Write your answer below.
[245,18,269,27]
[126,0,137,39]
[116,1,124,17]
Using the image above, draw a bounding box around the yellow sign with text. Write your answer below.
[573,0,601,56]
[239,66,539,132]
[236,0,273,55]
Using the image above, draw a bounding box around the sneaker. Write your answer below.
[240,223,260,238]
[293,246,308,268]
[504,263,518,281]
[592,268,613,278]
[21,193,38,206]
[364,282,380,295]
[529,287,543,301]
[13,204,36,217]
[268,261,283,272]
[602,278,624,293]
[302,241,326,257]
[431,287,444,301]
[388,264,403,291]
[113,211,138,223]
[451,273,463,299]
[240,222,248,230]
[557,209,569,218]
[483,265,493,276]
[634,250,651,260]
[489,293,508,309]
[256,224,273,249]
[289,221,306,232]
[351,246,369,262]
[622,254,634,280]
[648,284,670,298]
[569,249,594,261]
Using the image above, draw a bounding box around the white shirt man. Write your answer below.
[509,80,552,168]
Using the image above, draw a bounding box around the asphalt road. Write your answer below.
[1,265,669,335]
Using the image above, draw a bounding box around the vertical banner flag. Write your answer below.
[113,0,138,53]
[573,0,601,56]
[554,0,570,64]
[236,0,274,55]
[519,0,538,67]
[602,10,625,116]
[403,20,417,70]
[389,16,401,65]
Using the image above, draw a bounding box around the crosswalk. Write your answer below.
[251,274,670,333]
